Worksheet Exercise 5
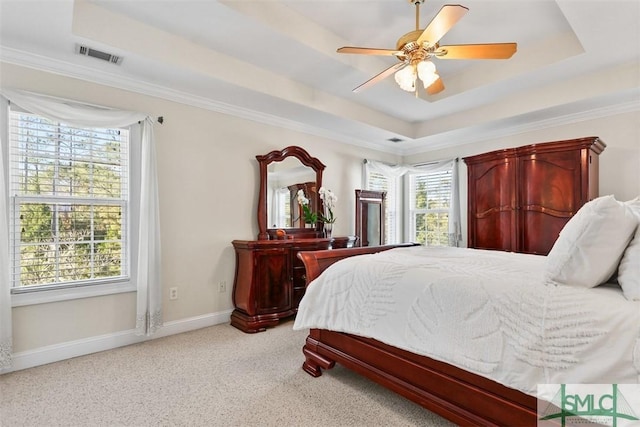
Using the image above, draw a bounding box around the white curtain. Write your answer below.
[366,159,416,179]
[135,117,163,335]
[366,158,462,247]
[272,187,289,228]
[0,99,11,371]
[448,160,462,247]
[0,90,162,368]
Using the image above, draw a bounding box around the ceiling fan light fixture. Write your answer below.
[336,2,516,97]
[417,61,438,88]
[394,66,417,91]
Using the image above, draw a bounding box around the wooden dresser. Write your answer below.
[231,238,331,333]
[463,136,605,255]
[236,145,357,333]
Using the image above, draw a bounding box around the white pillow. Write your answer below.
[617,198,640,300]
[545,195,638,288]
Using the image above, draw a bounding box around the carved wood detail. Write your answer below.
[464,136,605,255]
[256,146,326,240]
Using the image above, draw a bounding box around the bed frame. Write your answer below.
[298,244,539,426]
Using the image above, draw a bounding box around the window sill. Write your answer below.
[11,281,137,307]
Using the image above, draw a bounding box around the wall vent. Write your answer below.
[75,44,122,65]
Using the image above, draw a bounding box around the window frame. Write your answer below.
[2,101,138,307]
[405,167,453,246]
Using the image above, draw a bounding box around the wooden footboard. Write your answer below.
[297,244,538,426]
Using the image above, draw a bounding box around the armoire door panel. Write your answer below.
[473,160,516,214]
[474,213,516,251]
[519,211,567,255]
[468,158,517,251]
[518,152,582,216]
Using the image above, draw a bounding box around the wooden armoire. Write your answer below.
[463,137,605,255]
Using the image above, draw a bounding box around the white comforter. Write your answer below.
[293,246,640,396]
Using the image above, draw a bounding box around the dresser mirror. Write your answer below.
[267,157,317,228]
[257,146,325,240]
[355,189,386,247]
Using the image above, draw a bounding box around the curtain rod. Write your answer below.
[413,157,459,168]
[138,116,164,125]
[7,96,163,125]
[365,157,458,166]
[363,159,396,165]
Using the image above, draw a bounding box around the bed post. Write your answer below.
[302,330,335,377]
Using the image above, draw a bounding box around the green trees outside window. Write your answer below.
[410,170,451,246]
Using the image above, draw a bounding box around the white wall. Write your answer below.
[405,111,640,247]
[1,62,399,359]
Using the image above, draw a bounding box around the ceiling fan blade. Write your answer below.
[426,76,445,95]
[417,5,469,46]
[353,62,406,93]
[437,43,517,59]
[337,47,403,56]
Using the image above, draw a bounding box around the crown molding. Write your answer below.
[2,47,636,159]
[399,91,640,156]
[0,47,403,155]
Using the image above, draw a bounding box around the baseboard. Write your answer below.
[7,310,233,373]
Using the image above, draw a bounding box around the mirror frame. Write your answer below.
[257,146,326,240]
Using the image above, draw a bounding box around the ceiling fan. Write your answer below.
[337,0,517,96]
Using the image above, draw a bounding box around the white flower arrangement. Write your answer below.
[297,189,317,224]
[297,189,309,207]
[318,187,337,224]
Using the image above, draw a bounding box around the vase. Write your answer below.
[305,223,314,228]
[324,223,333,239]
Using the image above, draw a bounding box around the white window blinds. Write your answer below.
[9,110,129,289]
[408,169,452,246]
[365,168,399,244]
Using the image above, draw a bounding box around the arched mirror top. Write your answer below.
[257,146,326,240]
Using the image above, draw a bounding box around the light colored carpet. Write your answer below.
[0,320,454,426]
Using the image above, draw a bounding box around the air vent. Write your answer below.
[75,44,122,65]
[387,137,404,143]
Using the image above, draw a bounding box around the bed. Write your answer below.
[294,243,640,426]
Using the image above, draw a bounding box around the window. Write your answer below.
[408,168,452,246]
[8,110,129,291]
[272,187,291,227]
[365,166,400,244]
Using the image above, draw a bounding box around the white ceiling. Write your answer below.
[1,0,639,155]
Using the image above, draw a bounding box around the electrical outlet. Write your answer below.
[169,287,178,300]
[218,281,226,293]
